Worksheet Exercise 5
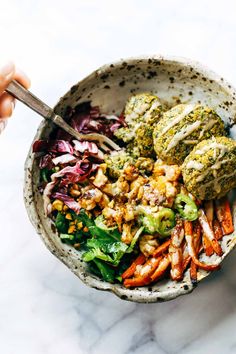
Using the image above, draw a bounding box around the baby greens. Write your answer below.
[70,210,143,282]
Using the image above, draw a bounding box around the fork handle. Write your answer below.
[6,80,53,119]
[5,80,82,138]
[6,80,121,150]
[5,80,94,141]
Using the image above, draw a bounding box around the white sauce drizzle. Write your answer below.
[195,142,229,156]
[196,158,231,182]
[185,160,204,170]
[187,139,234,198]
[150,100,161,110]
[198,119,217,139]
[160,104,196,136]
[183,140,198,144]
[166,121,201,152]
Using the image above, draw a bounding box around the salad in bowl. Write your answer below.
[25,56,236,302]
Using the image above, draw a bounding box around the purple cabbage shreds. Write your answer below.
[33,140,74,154]
[51,192,81,214]
[43,159,98,214]
[39,153,55,169]
[55,129,73,142]
[66,101,125,138]
[52,154,77,166]
[59,160,95,186]
[73,140,98,154]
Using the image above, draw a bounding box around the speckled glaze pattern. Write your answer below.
[24,55,236,303]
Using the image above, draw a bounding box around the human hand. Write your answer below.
[0,62,30,132]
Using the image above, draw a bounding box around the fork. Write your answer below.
[6,80,121,152]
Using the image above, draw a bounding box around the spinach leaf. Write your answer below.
[55,212,68,233]
[83,238,129,266]
[82,247,114,263]
[92,259,115,283]
[74,210,120,241]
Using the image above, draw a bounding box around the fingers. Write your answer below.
[14,67,31,89]
[0,62,30,122]
[0,61,15,94]
[0,92,15,118]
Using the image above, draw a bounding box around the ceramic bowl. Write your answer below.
[24,55,236,303]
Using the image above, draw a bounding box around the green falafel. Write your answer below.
[153,104,226,164]
[182,136,236,200]
[114,93,162,157]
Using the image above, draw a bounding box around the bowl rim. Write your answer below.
[24,54,236,303]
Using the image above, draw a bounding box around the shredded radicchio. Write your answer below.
[39,153,55,169]
[52,154,77,166]
[33,139,74,154]
[62,101,125,139]
[73,140,98,154]
[43,160,98,214]
[34,101,123,215]
[51,192,81,214]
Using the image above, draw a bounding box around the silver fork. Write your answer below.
[6,80,120,152]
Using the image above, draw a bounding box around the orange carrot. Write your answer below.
[153,239,171,257]
[123,257,161,288]
[198,209,223,257]
[203,201,214,256]
[151,255,170,282]
[121,253,146,280]
[203,235,214,257]
[215,198,234,235]
[184,220,220,271]
[213,218,224,241]
[169,220,185,281]
[190,260,198,285]
[183,255,191,270]
[193,221,202,251]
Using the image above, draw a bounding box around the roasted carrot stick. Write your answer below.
[182,240,191,270]
[151,255,171,282]
[215,198,234,235]
[205,201,214,227]
[169,220,184,281]
[203,236,214,257]
[123,257,162,288]
[153,239,170,257]
[190,260,198,285]
[184,220,220,271]
[183,222,201,271]
[121,253,146,280]
[198,209,223,257]
[193,221,202,250]
[190,221,203,283]
[213,218,224,241]
[203,201,214,256]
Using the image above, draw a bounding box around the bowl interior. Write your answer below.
[24,56,236,303]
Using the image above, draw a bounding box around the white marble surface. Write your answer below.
[1,1,236,353]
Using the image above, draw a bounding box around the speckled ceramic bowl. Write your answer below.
[24,55,236,303]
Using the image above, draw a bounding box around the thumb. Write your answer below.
[0,62,15,94]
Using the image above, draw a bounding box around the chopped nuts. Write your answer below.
[68,225,76,234]
[77,221,83,229]
[52,199,64,211]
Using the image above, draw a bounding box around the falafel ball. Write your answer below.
[104,150,135,178]
[153,104,226,164]
[182,136,236,200]
[104,149,155,178]
[114,93,162,157]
